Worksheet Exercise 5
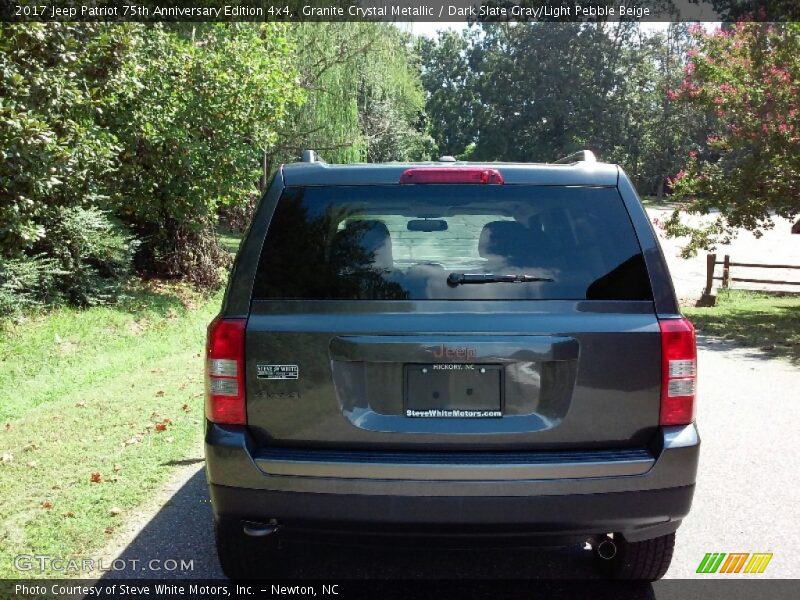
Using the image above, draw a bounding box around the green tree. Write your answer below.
[611,24,706,196]
[664,22,800,256]
[418,22,706,196]
[0,23,127,257]
[268,23,431,168]
[358,26,434,163]
[0,24,136,312]
[468,23,640,162]
[419,23,647,164]
[708,0,800,21]
[108,24,303,285]
[417,28,481,158]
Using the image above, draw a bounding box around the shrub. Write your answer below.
[132,221,230,289]
[0,255,63,317]
[218,195,259,234]
[0,207,136,316]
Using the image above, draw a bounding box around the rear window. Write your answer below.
[252,185,652,301]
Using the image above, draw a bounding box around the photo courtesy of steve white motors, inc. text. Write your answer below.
[13,583,339,597]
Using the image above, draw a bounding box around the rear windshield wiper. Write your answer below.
[447,273,555,286]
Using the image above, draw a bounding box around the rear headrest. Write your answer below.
[338,220,393,270]
[478,220,530,258]
[537,208,575,244]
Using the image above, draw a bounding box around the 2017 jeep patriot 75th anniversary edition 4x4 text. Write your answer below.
[205,150,699,580]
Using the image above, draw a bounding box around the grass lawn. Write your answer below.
[684,290,800,363]
[0,282,222,578]
[217,229,242,254]
[640,196,681,209]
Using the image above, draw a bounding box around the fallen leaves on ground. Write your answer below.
[90,472,103,484]
[41,500,53,510]
[109,507,122,516]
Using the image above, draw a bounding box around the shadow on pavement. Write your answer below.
[696,334,795,364]
[103,468,218,580]
[102,468,655,598]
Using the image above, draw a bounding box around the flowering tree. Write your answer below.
[664,22,800,256]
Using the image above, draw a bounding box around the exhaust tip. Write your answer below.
[596,539,617,560]
[242,520,279,537]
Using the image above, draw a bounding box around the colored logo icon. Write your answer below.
[697,552,773,574]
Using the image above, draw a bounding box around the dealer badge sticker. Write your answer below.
[257,364,299,380]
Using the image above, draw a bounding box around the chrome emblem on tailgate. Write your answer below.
[431,344,477,360]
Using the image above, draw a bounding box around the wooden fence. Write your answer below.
[704,253,800,296]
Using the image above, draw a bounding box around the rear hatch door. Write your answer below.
[245,183,660,450]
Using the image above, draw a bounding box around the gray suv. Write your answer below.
[205,150,699,580]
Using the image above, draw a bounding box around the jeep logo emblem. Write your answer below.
[431,344,477,360]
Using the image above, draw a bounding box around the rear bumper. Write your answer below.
[210,484,693,543]
[205,423,699,543]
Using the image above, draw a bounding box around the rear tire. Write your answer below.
[594,532,675,581]
[214,519,282,580]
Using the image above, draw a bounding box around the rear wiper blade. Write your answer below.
[447,273,555,286]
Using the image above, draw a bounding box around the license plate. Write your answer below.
[404,364,502,418]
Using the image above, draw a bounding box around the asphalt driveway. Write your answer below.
[98,335,799,581]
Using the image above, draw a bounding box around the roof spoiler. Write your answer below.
[301,149,326,164]
[551,150,597,165]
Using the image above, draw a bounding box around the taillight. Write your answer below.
[659,317,697,426]
[399,168,505,185]
[205,317,246,425]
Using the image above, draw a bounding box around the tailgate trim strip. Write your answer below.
[253,448,654,481]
